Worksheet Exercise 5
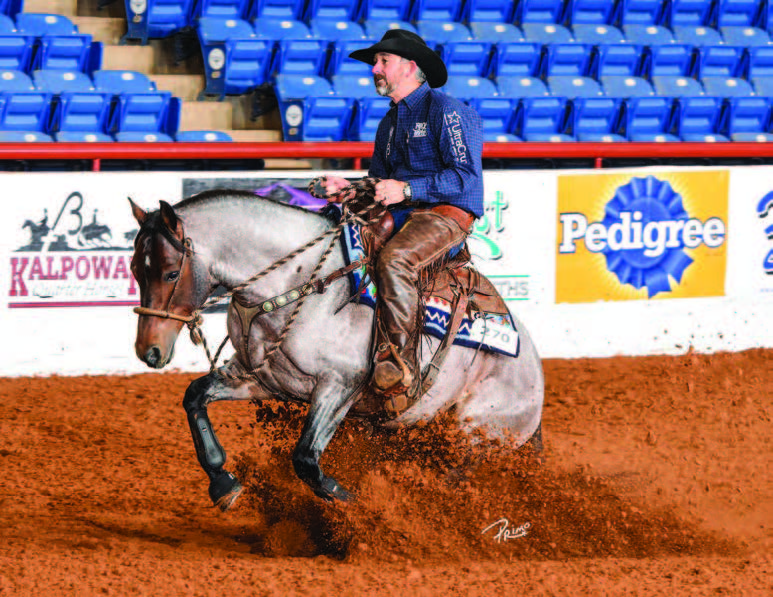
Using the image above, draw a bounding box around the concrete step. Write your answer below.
[226,129,282,142]
[71,16,125,45]
[23,0,77,16]
[150,74,205,101]
[77,0,126,18]
[179,100,233,131]
[101,44,155,73]
[226,95,282,132]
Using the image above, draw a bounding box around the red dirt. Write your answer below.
[1,349,771,595]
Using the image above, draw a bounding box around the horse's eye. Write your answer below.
[164,271,180,282]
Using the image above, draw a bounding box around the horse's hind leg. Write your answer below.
[182,372,255,511]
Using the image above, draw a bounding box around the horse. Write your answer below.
[129,189,544,509]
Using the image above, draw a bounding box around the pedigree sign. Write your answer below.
[556,171,729,303]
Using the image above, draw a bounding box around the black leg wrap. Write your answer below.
[208,470,243,511]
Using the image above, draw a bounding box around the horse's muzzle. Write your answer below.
[142,346,166,369]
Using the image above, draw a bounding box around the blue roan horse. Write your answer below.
[129,190,544,508]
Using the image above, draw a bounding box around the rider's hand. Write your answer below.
[318,176,355,203]
[375,179,407,206]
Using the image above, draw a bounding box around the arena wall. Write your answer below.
[2,166,771,376]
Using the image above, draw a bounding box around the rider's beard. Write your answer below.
[374,76,393,97]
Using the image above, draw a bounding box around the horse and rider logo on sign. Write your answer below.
[9,191,139,307]
[556,171,730,303]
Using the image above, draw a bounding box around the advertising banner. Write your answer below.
[555,170,729,303]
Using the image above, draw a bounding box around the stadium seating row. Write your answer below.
[0,69,229,142]
[0,13,102,73]
[122,0,773,45]
[274,71,773,142]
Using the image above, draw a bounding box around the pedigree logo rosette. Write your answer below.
[556,172,729,303]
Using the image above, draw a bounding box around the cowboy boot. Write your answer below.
[372,323,419,394]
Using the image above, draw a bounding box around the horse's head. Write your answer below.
[129,198,212,369]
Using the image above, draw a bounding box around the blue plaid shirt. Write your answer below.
[369,82,484,219]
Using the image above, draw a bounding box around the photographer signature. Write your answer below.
[481,518,531,543]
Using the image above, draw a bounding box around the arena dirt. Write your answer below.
[1,349,771,595]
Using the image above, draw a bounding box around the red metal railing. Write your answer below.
[1,142,772,171]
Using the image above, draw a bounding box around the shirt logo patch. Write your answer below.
[413,122,428,138]
[443,111,467,164]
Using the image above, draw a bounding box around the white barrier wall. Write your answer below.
[1,166,772,376]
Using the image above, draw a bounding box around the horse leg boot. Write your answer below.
[373,209,470,398]
[182,374,243,511]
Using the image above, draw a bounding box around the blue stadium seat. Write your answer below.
[92,70,157,94]
[723,99,773,141]
[198,18,273,98]
[34,35,101,72]
[50,91,113,141]
[305,0,362,20]
[253,18,312,40]
[107,90,181,142]
[617,0,667,25]
[652,74,705,95]
[567,0,617,24]
[665,0,713,28]
[496,75,550,98]
[747,46,773,78]
[410,0,465,22]
[672,25,724,46]
[623,24,676,44]
[274,74,354,141]
[326,40,377,76]
[331,74,390,140]
[513,96,574,142]
[521,23,575,43]
[357,0,413,21]
[720,26,771,45]
[571,23,626,43]
[309,19,367,41]
[694,45,744,77]
[31,69,95,93]
[622,96,679,141]
[462,0,516,23]
[249,0,306,20]
[572,97,626,141]
[674,96,728,141]
[0,34,32,71]
[593,44,643,76]
[0,0,23,19]
[271,38,328,75]
[469,22,524,43]
[15,13,78,36]
[716,0,763,27]
[489,42,542,77]
[601,75,655,96]
[487,133,523,141]
[55,131,113,141]
[548,75,604,97]
[701,75,756,96]
[362,20,416,40]
[123,0,197,44]
[196,0,252,19]
[439,41,493,76]
[175,130,234,141]
[0,14,16,32]
[0,69,35,91]
[514,0,567,23]
[644,44,695,77]
[0,90,53,134]
[542,43,593,76]
[0,130,53,141]
[443,76,518,135]
[415,21,473,48]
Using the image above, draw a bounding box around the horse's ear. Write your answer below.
[159,200,179,234]
[128,197,147,225]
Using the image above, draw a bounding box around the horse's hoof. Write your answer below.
[315,477,354,503]
[209,471,243,512]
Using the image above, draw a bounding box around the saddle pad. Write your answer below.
[341,221,520,358]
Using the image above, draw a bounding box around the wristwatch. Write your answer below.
[403,182,412,200]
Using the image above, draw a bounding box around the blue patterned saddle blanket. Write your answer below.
[340,221,519,358]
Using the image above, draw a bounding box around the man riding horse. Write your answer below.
[315,29,484,403]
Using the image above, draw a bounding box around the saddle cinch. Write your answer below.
[358,202,511,416]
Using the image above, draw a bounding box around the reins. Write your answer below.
[134,180,382,373]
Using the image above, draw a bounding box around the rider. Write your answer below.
[316,29,484,398]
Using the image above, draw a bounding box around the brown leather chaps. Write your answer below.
[372,204,475,393]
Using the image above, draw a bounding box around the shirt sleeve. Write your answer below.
[368,112,392,179]
[407,103,484,205]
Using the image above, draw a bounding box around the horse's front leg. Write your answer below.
[182,370,266,511]
[292,378,359,502]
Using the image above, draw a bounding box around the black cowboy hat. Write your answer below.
[349,29,448,89]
